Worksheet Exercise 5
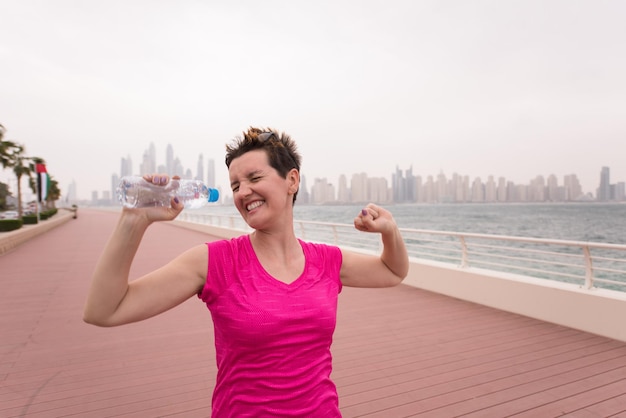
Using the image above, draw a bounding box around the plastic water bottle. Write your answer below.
[116,176,219,209]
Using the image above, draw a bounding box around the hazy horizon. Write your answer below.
[1,0,625,200]
[104,140,614,201]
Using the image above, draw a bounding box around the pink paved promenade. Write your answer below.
[1,209,626,417]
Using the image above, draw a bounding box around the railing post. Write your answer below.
[459,236,468,268]
[582,245,594,289]
[332,225,338,245]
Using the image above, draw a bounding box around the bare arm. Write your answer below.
[340,204,409,288]
[83,175,207,327]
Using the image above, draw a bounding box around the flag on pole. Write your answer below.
[36,164,48,202]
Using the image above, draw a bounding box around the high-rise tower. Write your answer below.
[121,155,132,177]
[166,144,174,175]
[597,166,610,201]
[207,158,216,188]
[196,154,204,181]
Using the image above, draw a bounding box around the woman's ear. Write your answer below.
[288,168,300,194]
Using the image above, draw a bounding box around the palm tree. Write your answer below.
[0,182,10,210]
[46,176,61,208]
[0,124,21,170]
[28,176,39,211]
[11,144,33,217]
[1,125,55,214]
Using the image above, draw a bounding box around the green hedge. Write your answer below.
[0,219,23,232]
[23,215,38,224]
[39,208,58,220]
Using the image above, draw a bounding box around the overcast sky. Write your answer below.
[1,0,625,201]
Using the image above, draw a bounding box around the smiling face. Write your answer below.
[225,128,302,205]
[229,149,299,230]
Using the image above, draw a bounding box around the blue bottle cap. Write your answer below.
[208,188,219,202]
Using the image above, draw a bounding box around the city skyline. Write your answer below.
[82,141,625,205]
[5,143,621,207]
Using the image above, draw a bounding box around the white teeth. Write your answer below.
[246,201,264,211]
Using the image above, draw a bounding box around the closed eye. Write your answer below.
[230,171,264,192]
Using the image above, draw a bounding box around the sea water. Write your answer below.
[204,202,626,245]
[198,202,626,290]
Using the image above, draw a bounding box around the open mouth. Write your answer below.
[246,201,265,211]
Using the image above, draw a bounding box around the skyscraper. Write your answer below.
[369,177,390,203]
[485,175,496,203]
[196,154,204,181]
[139,143,156,175]
[66,180,77,204]
[392,166,405,202]
[337,174,349,202]
[546,174,559,202]
[471,177,484,202]
[120,155,133,177]
[299,174,309,204]
[453,173,465,203]
[110,174,119,204]
[405,166,415,202]
[170,157,183,177]
[207,158,216,188]
[529,175,546,202]
[311,178,335,204]
[563,174,582,201]
[350,173,368,203]
[148,142,156,173]
[597,166,610,201]
[166,144,174,175]
[497,177,507,202]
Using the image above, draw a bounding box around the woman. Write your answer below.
[84,127,409,417]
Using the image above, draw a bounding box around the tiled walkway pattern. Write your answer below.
[1,210,625,417]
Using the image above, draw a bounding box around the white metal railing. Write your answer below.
[177,212,626,292]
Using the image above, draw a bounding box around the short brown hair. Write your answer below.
[225,127,302,203]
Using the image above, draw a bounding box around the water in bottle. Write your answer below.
[116,176,219,209]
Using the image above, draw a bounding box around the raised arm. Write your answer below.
[83,175,207,327]
[340,203,409,288]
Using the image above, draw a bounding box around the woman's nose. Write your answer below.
[237,181,251,196]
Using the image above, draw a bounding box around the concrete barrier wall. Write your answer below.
[403,259,626,343]
[0,211,75,256]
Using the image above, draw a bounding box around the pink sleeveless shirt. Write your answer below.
[198,235,343,417]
